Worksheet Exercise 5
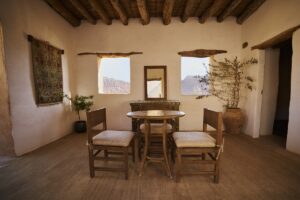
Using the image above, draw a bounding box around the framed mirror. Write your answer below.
[144,66,167,100]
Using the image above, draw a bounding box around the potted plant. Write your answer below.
[196,56,258,134]
[63,94,93,133]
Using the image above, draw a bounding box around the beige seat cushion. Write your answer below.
[173,132,216,148]
[93,130,134,147]
[140,123,173,134]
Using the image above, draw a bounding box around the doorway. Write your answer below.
[0,22,15,163]
[272,39,292,138]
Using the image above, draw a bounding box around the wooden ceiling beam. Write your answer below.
[162,0,175,25]
[45,0,81,27]
[88,0,112,25]
[110,0,128,25]
[136,0,150,25]
[68,0,96,24]
[199,0,225,24]
[236,0,265,24]
[217,0,243,22]
[181,0,196,23]
[252,25,300,50]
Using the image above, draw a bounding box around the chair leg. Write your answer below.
[214,156,220,183]
[175,149,182,182]
[202,153,206,160]
[88,145,95,178]
[132,139,135,163]
[104,150,108,158]
[124,147,129,180]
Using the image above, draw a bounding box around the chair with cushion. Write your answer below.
[173,108,223,183]
[86,108,135,179]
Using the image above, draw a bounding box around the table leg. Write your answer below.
[162,119,172,178]
[139,119,150,176]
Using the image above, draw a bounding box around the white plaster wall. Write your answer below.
[287,30,300,154]
[241,0,300,140]
[259,49,279,136]
[0,0,76,155]
[74,18,241,131]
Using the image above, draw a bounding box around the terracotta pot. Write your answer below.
[223,108,245,134]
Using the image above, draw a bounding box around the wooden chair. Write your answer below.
[86,108,135,179]
[172,108,223,183]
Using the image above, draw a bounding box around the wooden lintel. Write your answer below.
[217,0,243,22]
[45,0,81,27]
[236,0,266,24]
[68,0,96,24]
[88,0,112,25]
[178,49,227,58]
[27,34,64,54]
[77,52,143,57]
[110,0,128,25]
[199,0,225,24]
[162,0,175,25]
[136,0,150,25]
[181,0,195,23]
[251,25,300,50]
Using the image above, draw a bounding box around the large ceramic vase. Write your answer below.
[74,120,86,133]
[223,108,245,134]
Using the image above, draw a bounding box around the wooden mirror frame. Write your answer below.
[144,66,167,100]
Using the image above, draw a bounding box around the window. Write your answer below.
[181,57,209,95]
[98,57,130,94]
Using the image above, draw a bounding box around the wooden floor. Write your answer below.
[1,133,300,200]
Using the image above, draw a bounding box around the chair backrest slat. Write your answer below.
[203,108,223,145]
[86,108,107,143]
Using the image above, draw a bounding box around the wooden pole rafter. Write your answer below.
[136,0,150,25]
[181,0,196,23]
[88,0,112,25]
[178,49,227,58]
[236,0,266,24]
[68,0,96,25]
[199,0,225,24]
[45,0,80,27]
[217,0,243,22]
[110,0,128,25]
[78,52,143,57]
[162,0,175,25]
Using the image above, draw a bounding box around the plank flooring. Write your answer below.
[0,133,300,200]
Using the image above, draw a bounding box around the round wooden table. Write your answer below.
[127,110,185,177]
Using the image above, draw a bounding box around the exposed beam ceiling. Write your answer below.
[44,0,266,27]
[110,0,128,25]
[162,0,175,25]
[236,0,266,24]
[88,0,112,25]
[45,0,80,27]
[136,0,150,25]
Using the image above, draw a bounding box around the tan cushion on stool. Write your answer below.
[173,132,216,148]
[93,130,134,147]
[140,123,173,134]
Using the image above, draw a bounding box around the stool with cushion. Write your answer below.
[173,108,223,183]
[86,108,135,179]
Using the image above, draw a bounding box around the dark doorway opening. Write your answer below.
[272,38,292,137]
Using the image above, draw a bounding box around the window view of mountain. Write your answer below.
[181,75,208,95]
[102,77,130,94]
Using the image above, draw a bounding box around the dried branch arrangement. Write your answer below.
[196,57,258,108]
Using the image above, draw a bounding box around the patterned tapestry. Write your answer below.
[31,38,63,105]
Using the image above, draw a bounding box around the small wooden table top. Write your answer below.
[127,110,185,120]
